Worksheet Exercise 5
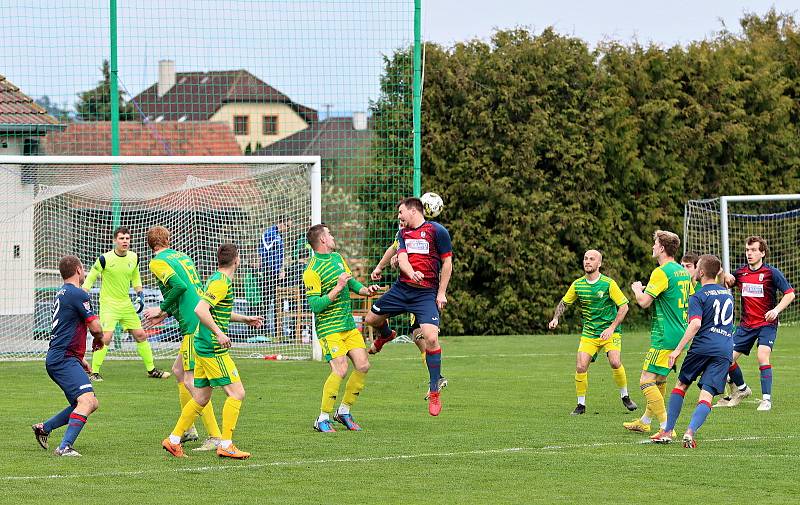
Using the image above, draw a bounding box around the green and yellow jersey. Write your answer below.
[149,249,203,335]
[82,249,142,312]
[644,261,694,350]
[195,271,234,357]
[562,274,628,339]
[303,252,365,339]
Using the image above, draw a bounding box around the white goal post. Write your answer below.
[684,194,800,324]
[0,156,323,361]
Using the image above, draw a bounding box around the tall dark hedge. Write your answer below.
[370,11,800,335]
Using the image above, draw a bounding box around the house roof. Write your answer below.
[0,74,60,131]
[42,121,242,156]
[132,70,318,124]
[255,117,372,158]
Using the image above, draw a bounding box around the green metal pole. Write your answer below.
[412,0,422,197]
[110,0,121,229]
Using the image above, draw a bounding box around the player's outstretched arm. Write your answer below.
[371,244,398,280]
[195,300,230,348]
[548,300,567,329]
[145,275,187,320]
[231,312,264,328]
[81,257,103,292]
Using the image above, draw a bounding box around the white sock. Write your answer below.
[337,403,351,415]
[317,412,330,422]
[577,396,586,406]
[620,387,628,398]
[659,421,667,430]
[169,434,181,445]
[640,415,652,424]
[763,394,771,401]
[219,439,232,449]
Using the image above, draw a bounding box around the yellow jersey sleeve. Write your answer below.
[81,257,103,291]
[644,268,669,298]
[562,281,578,305]
[340,255,353,275]
[149,258,175,285]
[303,268,321,297]
[608,279,629,306]
[201,278,229,307]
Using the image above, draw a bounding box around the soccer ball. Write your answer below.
[421,192,444,218]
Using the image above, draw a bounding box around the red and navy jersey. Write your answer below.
[46,284,97,365]
[397,221,453,289]
[733,263,794,329]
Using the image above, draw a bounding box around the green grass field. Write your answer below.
[4,331,799,504]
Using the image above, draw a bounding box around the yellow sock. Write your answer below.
[171,399,204,438]
[611,366,627,389]
[575,372,588,398]
[221,397,242,441]
[321,372,343,413]
[91,345,109,374]
[421,351,426,366]
[657,380,667,397]
[641,383,667,424]
[178,383,192,410]
[342,371,367,407]
[200,398,222,438]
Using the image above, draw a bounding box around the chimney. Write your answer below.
[352,111,367,131]
[158,60,176,97]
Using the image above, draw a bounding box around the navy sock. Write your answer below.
[688,400,712,433]
[664,389,685,433]
[59,412,88,449]
[728,362,745,388]
[426,348,442,392]
[377,321,393,339]
[44,405,74,433]
[759,364,773,396]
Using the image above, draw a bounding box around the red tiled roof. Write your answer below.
[0,74,59,127]
[132,70,318,124]
[42,121,242,156]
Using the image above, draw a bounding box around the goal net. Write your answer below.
[684,195,800,325]
[0,156,321,360]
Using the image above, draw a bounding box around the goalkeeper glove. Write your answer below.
[134,291,145,314]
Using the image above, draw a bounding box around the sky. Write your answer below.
[1,0,797,117]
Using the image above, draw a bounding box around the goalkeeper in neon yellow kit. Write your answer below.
[82,226,170,381]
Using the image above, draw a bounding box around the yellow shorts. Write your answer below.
[642,348,675,376]
[577,334,621,357]
[99,305,142,332]
[193,353,241,388]
[180,333,195,372]
[319,328,366,362]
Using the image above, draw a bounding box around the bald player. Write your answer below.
[549,250,637,414]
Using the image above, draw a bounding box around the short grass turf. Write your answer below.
[3,330,799,504]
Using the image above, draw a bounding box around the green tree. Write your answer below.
[75,60,135,121]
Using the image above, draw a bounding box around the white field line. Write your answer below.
[4,434,798,482]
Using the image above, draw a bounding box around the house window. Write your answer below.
[262,115,278,135]
[234,116,249,135]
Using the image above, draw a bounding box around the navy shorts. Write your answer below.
[46,358,94,404]
[370,282,439,327]
[678,352,731,396]
[733,325,777,355]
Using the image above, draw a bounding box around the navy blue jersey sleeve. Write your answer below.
[769,266,794,294]
[432,222,453,257]
[397,230,407,251]
[74,289,97,321]
[688,292,703,322]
